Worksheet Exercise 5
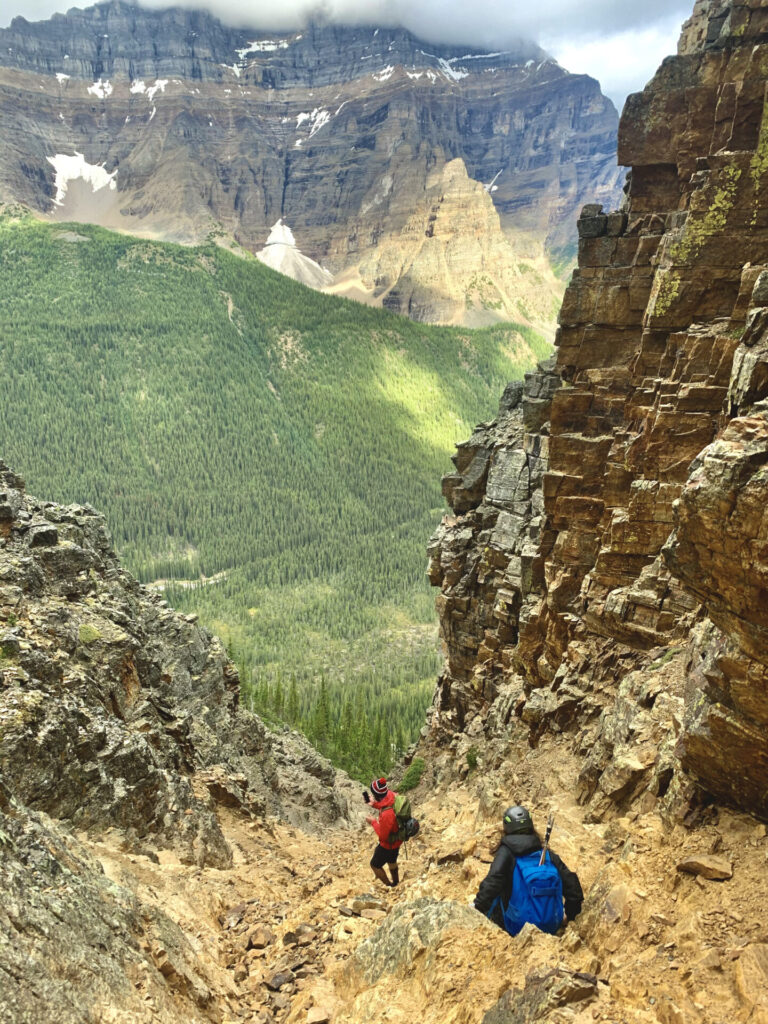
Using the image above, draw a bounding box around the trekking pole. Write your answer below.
[539,813,555,866]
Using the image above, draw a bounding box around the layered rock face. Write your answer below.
[429,0,768,820]
[0,461,358,870]
[0,1,622,327]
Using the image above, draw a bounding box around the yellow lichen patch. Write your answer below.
[78,623,102,645]
[671,165,742,265]
[649,270,682,321]
[750,98,768,223]
[0,690,45,738]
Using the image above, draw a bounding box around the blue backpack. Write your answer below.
[488,851,564,936]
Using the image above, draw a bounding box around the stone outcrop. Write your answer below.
[0,780,226,1023]
[429,0,768,821]
[0,1,622,328]
[0,461,359,870]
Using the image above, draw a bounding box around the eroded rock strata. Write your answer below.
[429,0,768,820]
[0,1,622,327]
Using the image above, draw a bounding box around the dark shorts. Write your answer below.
[371,844,400,868]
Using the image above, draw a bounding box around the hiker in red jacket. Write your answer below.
[364,777,402,887]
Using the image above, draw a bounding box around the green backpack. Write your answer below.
[389,794,420,843]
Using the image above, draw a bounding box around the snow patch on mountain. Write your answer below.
[46,152,117,208]
[484,170,502,194]
[87,79,113,99]
[266,219,296,246]
[256,219,333,290]
[295,108,331,139]
[146,80,168,102]
[438,58,469,82]
[236,39,289,62]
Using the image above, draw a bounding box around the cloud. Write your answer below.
[545,13,689,110]
[131,0,693,48]
[4,0,693,105]
[7,0,693,42]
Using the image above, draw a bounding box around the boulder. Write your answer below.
[482,968,598,1023]
[307,1008,331,1024]
[734,944,768,1024]
[264,969,294,991]
[247,926,275,950]
[676,856,733,881]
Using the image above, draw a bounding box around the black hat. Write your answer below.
[503,806,533,835]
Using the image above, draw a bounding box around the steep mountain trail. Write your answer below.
[77,736,768,1024]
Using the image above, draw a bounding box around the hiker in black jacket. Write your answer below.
[474,806,583,930]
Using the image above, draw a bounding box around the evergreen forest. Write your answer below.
[0,210,550,779]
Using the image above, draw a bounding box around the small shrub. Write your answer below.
[399,757,425,792]
[466,746,479,772]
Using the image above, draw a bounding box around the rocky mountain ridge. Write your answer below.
[0,0,622,327]
[0,461,360,871]
[428,0,768,826]
[0,5,545,82]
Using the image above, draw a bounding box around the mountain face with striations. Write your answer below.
[428,0,768,825]
[0,0,622,329]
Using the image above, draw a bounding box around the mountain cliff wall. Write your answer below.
[428,0,768,822]
[0,1,622,328]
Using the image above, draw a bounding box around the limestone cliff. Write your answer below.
[428,0,768,822]
[0,1,622,329]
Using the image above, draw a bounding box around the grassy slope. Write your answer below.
[0,212,550,775]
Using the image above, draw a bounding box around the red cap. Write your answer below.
[371,777,388,798]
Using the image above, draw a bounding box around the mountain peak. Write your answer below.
[0,0,621,328]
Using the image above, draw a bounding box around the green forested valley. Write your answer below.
[0,210,550,779]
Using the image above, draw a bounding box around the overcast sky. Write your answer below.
[0,0,693,109]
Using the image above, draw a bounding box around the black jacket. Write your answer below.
[474,833,583,925]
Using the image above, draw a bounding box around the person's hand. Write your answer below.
[366,816,375,826]
[363,790,370,803]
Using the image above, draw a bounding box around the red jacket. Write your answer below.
[369,791,402,850]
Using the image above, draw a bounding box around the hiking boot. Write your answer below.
[389,866,400,887]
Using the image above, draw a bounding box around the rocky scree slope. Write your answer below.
[4,464,763,1024]
[0,1,622,328]
[4,731,766,1024]
[428,0,768,826]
